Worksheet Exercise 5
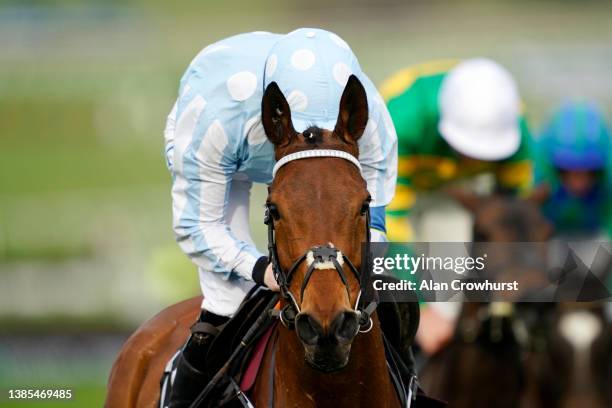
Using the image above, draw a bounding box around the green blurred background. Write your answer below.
[1,0,611,406]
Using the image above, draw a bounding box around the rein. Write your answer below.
[266,149,377,333]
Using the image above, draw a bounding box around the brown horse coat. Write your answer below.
[105,297,201,408]
[252,317,399,408]
[106,74,404,408]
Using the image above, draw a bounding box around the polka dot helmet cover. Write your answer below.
[263,28,362,133]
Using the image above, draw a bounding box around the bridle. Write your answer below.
[265,149,378,334]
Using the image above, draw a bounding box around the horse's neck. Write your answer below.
[271,318,399,407]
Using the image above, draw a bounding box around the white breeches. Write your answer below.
[199,179,256,316]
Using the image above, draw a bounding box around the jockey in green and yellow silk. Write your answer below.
[381,59,533,241]
[380,59,534,356]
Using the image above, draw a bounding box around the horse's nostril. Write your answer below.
[333,311,359,342]
[295,313,322,345]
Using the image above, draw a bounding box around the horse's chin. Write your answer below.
[305,355,350,373]
[303,344,352,373]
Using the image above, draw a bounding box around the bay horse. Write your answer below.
[250,75,401,407]
[106,76,406,407]
[418,191,553,408]
[419,190,612,407]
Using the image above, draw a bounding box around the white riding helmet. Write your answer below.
[438,58,521,161]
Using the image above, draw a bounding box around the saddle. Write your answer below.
[158,286,277,408]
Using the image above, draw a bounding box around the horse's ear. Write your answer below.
[335,75,369,142]
[445,187,481,213]
[262,82,295,145]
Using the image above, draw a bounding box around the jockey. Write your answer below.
[380,58,532,242]
[533,102,611,238]
[379,58,532,355]
[163,28,397,406]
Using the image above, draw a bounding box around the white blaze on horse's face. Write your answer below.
[559,311,602,351]
[489,301,514,317]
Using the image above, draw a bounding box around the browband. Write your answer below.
[272,149,361,178]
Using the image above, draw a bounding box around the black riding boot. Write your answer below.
[377,300,419,371]
[167,311,229,408]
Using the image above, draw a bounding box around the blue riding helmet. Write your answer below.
[540,102,610,171]
[263,28,364,133]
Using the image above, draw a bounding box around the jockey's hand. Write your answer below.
[263,263,280,292]
[252,256,280,291]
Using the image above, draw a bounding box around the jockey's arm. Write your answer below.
[382,136,419,244]
[369,206,388,242]
[357,79,399,243]
[385,182,415,242]
[166,100,262,281]
[380,75,428,243]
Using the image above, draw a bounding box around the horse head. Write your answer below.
[446,187,552,243]
[261,75,371,372]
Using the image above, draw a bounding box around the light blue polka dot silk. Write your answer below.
[263,28,362,132]
[164,28,397,282]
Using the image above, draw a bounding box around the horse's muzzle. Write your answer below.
[296,310,360,372]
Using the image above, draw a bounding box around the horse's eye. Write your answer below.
[266,203,280,221]
[360,199,370,215]
[360,203,368,215]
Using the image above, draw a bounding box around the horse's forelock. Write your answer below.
[276,126,359,160]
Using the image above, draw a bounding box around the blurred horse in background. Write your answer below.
[544,301,611,408]
[418,192,551,408]
[418,189,612,407]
